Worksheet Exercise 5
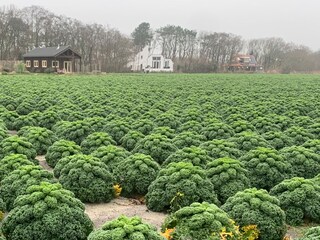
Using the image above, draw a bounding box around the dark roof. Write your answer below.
[23,46,80,58]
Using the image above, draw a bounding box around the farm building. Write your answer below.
[226,54,263,72]
[129,45,174,73]
[23,46,81,73]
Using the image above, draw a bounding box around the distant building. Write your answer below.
[129,45,174,73]
[226,54,262,72]
[23,46,81,73]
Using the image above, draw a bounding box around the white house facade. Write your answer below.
[129,45,174,73]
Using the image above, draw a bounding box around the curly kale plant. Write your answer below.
[154,113,181,130]
[280,146,320,179]
[172,131,205,149]
[120,130,144,151]
[222,188,286,240]
[0,165,55,211]
[251,116,281,134]
[91,145,130,172]
[146,162,219,212]
[262,131,293,150]
[177,120,203,133]
[151,127,176,139]
[131,119,155,135]
[45,139,81,168]
[162,202,238,240]
[284,126,315,146]
[1,182,93,240]
[162,146,211,168]
[270,177,320,226]
[1,111,19,130]
[0,128,8,142]
[80,132,116,154]
[240,147,291,190]
[229,120,255,133]
[133,134,177,164]
[229,131,270,152]
[302,139,320,154]
[38,110,61,129]
[88,215,164,240]
[298,227,320,240]
[103,120,131,144]
[0,154,35,181]
[206,158,250,203]
[18,126,57,155]
[201,122,234,140]
[0,136,37,161]
[114,153,160,196]
[54,154,115,202]
[200,139,241,160]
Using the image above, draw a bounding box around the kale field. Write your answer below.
[0,74,320,239]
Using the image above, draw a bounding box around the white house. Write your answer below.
[129,45,174,73]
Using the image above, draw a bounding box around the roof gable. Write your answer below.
[23,46,80,58]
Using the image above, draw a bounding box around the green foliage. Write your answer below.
[284,126,315,146]
[298,227,320,240]
[104,120,131,144]
[172,131,205,149]
[222,188,286,240]
[154,113,181,130]
[262,131,293,150]
[177,120,203,133]
[0,128,8,142]
[229,120,256,133]
[200,139,241,160]
[91,145,130,172]
[240,147,291,190]
[201,122,234,140]
[206,158,250,203]
[45,140,81,168]
[1,182,93,240]
[162,202,238,240]
[163,146,211,168]
[0,165,55,211]
[114,153,160,196]
[151,126,176,139]
[133,134,177,164]
[307,123,320,138]
[0,136,37,161]
[270,177,320,226]
[88,215,164,240]
[131,119,155,135]
[55,154,115,202]
[280,146,320,179]
[146,162,219,212]
[229,131,270,152]
[302,139,320,154]
[18,126,57,155]
[120,130,145,151]
[251,116,281,134]
[38,110,61,129]
[0,111,19,130]
[80,132,116,154]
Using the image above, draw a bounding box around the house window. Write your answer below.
[52,61,59,68]
[34,60,39,68]
[26,60,31,68]
[152,57,161,69]
[164,60,170,68]
[42,60,47,68]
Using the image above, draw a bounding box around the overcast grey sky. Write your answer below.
[1,0,319,50]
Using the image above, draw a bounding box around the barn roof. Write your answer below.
[23,46,80,58]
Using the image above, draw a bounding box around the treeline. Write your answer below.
[1,5,320,73]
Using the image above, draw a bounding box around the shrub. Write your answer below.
[0,154,35,181]
[131,119,155,135]
[229,131,270,152]
[114,153,160,196]
[280,146,320,179]
[55,154,115,203]
[88,215,164,240]
[54,120,93,145]
[133,134,177,164]
[80,132,116,154]
[146,162,219,212]
[262,131,293,150]
[0,136,37,161]
[104,120,131,144]
[200,139,241,160]
[206,158,250,203]
[284,126,315,146]
[162,146,211,168]
[91,145,130,172]
[298,227,320,240]
[0,165,55,211]
[162,202,239,240]
[18,126,57,155]
[120,130,144,151]
[302,139,320,154]
[172,131,205,149]
[1,182,93,240]
[240,147,291,190]
[229,120,256,133]
[270,177,320,226]
[222,188,286,240]
[45,140,81,168]
[201,122,234,140]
